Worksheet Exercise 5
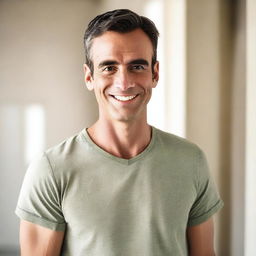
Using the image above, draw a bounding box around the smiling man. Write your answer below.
[16,9,223,256]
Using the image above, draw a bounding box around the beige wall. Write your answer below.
[186,0,255,255]
[0,0,99,147]
[230,0,246,255]
[186,0,234,255]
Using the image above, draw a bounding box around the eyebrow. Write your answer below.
[128,59,149,66]
[98,59,149,69]
[98,60,118,68]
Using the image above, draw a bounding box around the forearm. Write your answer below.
[187,218,216,256]
[20,220,64,256]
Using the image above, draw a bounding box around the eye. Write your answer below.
[130,65,146,71]
[102,66,116,72]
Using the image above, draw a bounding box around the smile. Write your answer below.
[111,95,138,102]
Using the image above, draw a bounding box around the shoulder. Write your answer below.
[26,129,89,178]
[153,127,204,157]
[153,127,209,176]
[45,129,85,158]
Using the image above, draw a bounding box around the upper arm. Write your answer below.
[187,218,215,256]
[20,220,65,256]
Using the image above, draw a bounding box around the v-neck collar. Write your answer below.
[81,126,156,166]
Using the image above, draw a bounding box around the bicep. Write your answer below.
[187,218,215,256]
[20,220,65,256]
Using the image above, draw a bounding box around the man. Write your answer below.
[16,9,223,256]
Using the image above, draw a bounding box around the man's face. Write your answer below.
[84,28,159,123]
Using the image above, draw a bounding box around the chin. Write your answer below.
[111,112,143,123]
[106,107,146,123]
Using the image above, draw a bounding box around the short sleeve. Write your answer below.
[187,149,224,227]
[15,153,66,231]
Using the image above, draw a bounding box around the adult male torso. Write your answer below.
[19,127,222,255]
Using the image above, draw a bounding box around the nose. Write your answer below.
[113,68,135,90]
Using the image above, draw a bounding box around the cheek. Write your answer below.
[139,72,154,84]
[94,76,113,88]
[92,79,112,101]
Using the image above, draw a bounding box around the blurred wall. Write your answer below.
[0,0,99,146]
[185,1,255,255]
[186,0,233,255]
[230,0,246,254]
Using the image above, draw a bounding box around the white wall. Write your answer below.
[244,0,256,255]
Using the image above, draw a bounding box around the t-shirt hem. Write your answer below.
[15,206,66,231]
[187,200,224,227]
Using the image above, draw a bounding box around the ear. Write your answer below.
[83,64,94,91]
[152,61,159,88]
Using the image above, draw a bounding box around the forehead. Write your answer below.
[90,29,154,64]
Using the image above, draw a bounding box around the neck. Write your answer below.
[87,119,152,159]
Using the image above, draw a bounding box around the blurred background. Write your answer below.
[0,0,255,255]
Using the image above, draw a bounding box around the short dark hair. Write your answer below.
[84,9,159,74]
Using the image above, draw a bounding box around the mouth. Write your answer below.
[110,94,138,102]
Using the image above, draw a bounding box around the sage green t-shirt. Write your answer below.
[16,127,223,255]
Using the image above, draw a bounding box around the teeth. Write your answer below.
[113,95,137,101]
